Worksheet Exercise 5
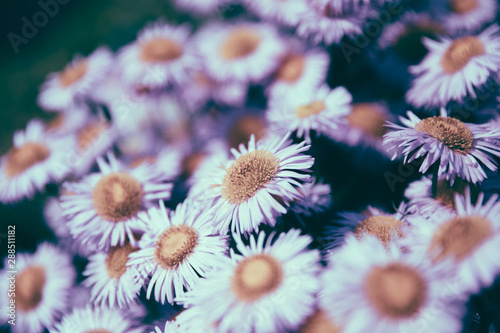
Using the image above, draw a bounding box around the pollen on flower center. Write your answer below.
[299,310,342,333]
[429,216,493,262]
[232,254,283,301]
[347,103,388,138]
[295,101,326,119]
[221,150,280,204]
[365,263,427,318]
[14,265,46,312]
[140,38,183,62]
[415,116,474,154]
[228,115,267,149]
[435,178,470,208]
[60,60,87,87]
[4,142,50,178]
[277,54,305,83]
[354,216,405,247]
[441,36,485,73]
[105,242,138,279]
[92,172,143,222]
[77,121,110,150]
[154,225,198,268]
[220,28,261,60]
[449,0,478,14]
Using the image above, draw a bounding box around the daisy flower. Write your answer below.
[406,25,500,109]
[267,41,330,100]
[44,106,90,137]
[0,119,72,203]
[126,200,228,304]
[60,152,172,251]
[383,109,500,184]
[50,305,144,333]
[0,243,75,333]
[195,22,286,83]
[324,203,411,251]
[37,47,112,112]
[433,0,498,35]
[327,102,392,155]
[320,235,465,333]
[179,70,248,109]
[405,175,479,217]
[118,21,198,89]
[241,0,309,26]
[194,134,315,234]
[83,240,147,308]
[296,0,371,44]
[178,229,321,333]
[403,189,500,294]
[267,84,352,143]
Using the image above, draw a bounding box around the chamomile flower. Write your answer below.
[320,235,465,333]
[126,200,228,305]
[324,203,411,251]
[433,0,498,35]
[60,153,172,251]
[383,109,500,184]
[0,119,72,203]
[327,102,392,156]
[405,175,478,217]
[267,43,330,100]
[178,229,321,333]
[83,240,147,308]
[118,21,198,89]
[267,84,352,143]
[296,0,371,44]
[37,47,113,112]
[195,22,286,83]
[406,25,500,109]
[403,189,500,294]
[50,305,144,333]
[0,243,75,333]
[195,134,314,234]
[241,0,309,26]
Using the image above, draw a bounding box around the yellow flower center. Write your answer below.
[295,101,326,119]
[92,172,143,222]
[415,116,473,154]
[77,121,110,150]
[365,263,427,318]
[228,115,267,149]
[299,310,342,333]
[232,254,283,301]
[140,38,183,62]
[60,60,87,87]
[441,36,485,73]
[4,143,50,178]
[429,215,493,262]
[154,225,198,268]
[449,0,478,14]
[277,54,305,83]
[220,28,261,60]
[347,103,388,138]
[105,242,138,279]
[221,150,279,204]
[354,216,405,247]
[14,266,46,312]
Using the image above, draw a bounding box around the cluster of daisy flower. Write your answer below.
[2,0,500,332]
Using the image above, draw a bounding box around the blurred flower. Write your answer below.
[127,200,228,304]
[384,109,500,184]
[37,47,113,112]
[178,229,321,333]
[0,243,75,333]
[406,25,500,108]
[50,305,144,333]
[0,119,72,203]
[60,152,172,251]
[241,0,309,26]
[320,235,465,333]
[289,177,332,216]
[267,84,352,143]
